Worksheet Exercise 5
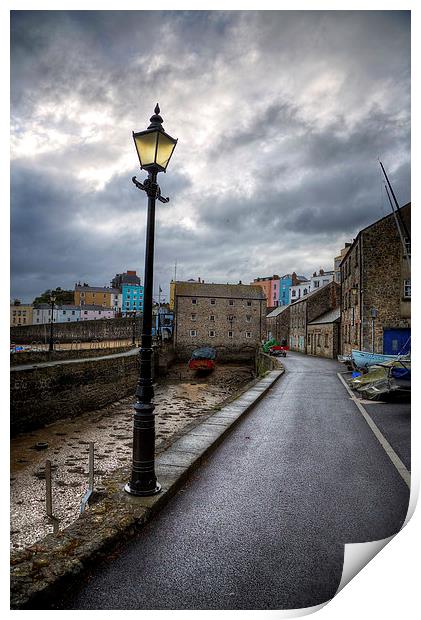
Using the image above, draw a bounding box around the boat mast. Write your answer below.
[384,184,411,272]
[379,161,411,241]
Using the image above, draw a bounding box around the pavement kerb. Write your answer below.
[10,366,284,609]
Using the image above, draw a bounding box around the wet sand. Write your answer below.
[10,363,254,550]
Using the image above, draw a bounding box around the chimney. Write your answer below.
[319,268,324,275]
[313,272,317,278]
[238,280,242,285]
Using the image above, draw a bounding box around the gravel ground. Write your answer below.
[10,363,254,551]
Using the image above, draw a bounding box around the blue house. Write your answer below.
[280,274,293,306]
[122,284,144,315]
[280,273,308,305]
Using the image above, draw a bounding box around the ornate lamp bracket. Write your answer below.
[132,176,170,203]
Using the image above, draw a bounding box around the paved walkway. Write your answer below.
[53,352,409,610]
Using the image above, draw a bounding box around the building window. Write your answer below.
[291,290,296,297]
[317,334,321,347]
[324,334,329,348]
[229,299,234,306]
[405,238,411,256]
[404,279,411,298]
[191,314,197,321]
[303,288,308,295]
[209,315,215,321]
[37,318,39,323]
[228,331,233,338]
[192,299,197,305]
[84,311,88,315]
[313,281,319,288]
[247,301,252,306]
[210,299,216,305]
[190,330,197,337]
[209,330,216,337]
[246,315,251,322]
[245,332,251,338]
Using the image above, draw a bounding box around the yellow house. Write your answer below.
[74,285,119,309]
[10,303,33,326]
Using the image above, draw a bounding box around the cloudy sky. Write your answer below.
[10,10,410,303]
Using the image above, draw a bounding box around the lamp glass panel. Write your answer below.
[156,132,176,170]
[134,131,158,167]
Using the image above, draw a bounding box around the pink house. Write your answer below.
[251,275,280,308]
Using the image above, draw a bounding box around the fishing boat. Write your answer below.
[351,349,409,369]
[188,347,217,371]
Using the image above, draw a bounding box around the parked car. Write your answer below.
[269,345,288,357]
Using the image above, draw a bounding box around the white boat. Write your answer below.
[351,349,409,369]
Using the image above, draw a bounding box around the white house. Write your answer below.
[290,269,334,302]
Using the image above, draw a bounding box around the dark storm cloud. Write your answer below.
[10,10,410,301]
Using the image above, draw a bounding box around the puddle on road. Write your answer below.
[10,363,253,550]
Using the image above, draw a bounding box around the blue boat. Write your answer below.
[351,349,409,369]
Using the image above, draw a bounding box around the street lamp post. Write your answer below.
[125,104,177,496]
[132,311,137,346]
[49,293,56,353]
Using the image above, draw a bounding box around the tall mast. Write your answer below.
[384,184,410,272]
[379,161,410,241]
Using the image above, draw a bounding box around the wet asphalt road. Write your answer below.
[53,352,409,610]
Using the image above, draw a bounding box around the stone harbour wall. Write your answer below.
[10,317,142,344]
[10,354,140,436]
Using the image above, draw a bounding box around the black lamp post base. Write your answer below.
[124,481,162,497]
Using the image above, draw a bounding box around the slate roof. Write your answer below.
[308,307,341,324]
[75,286,120,294]
[174,281,266,300]
[266,304,290,318]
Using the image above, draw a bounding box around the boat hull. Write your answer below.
[188,359,215,371]
[351,349,408,369]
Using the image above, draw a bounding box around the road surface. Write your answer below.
[52,352,410,610]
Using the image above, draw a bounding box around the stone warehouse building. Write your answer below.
[173,281,266,361]
[266,304,290,343]
[289,281,340,355]
[340,202,411,357]
[307,307,341,359]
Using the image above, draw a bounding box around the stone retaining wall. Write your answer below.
[10,317,142,344]
[10,353,140,436]
[255,350,281,375]
[10,346,133,366]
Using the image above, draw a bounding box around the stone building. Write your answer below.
[307,307,340,359]
[266,304,290,343]
[289,281,340,353]
[340,203,411,356]
[334,243,351,284]
[173,281,266,361]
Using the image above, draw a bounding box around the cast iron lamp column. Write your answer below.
[49,293,56,353]
[132,310,137,346]
[125,104,177,496]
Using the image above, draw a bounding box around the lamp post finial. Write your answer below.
[148,104,163,130]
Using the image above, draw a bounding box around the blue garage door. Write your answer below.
[383,328,411,355]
